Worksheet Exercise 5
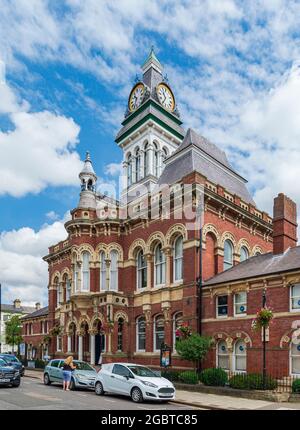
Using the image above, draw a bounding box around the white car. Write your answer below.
[94,363,176,403]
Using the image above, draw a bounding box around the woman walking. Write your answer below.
[62,356,76,391]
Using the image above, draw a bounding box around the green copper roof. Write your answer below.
[142,46,162,69]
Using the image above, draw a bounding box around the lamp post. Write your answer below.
[196,200,203,374]
[262,288,267,390]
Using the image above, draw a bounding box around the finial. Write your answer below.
[85,151,91,161]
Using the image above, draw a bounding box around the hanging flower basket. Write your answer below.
[49,325,63,337]
[252,307,274,331]
[176,322,192,340]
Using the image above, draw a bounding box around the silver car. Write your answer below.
[43,359,97,390]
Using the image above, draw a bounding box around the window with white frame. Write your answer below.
[216,295,228,317]
[290,284,300,311]
[109,250,118,291]
[173,312,183,350]
[135,148,141,182]
[127,154,132,186]
[136,316,146,351]
[137,249,147,289]
[217,340,229,370]
[234,340,246,372]
[74,260,79,292]
[234,291,247,316]
[100,251,106,291]
[224,240,233,270]
[82,251,90,291]
[57,336,62,352]
[154,316,165,351]
[66,278,71,301]
[240,246,249,262]
[291,342,300,374]
[174,236,183,282]
[154,244,166,286]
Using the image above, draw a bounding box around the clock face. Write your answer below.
[128,83,145,112]
[156,83,175,111]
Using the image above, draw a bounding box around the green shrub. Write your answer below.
[292,379,300,393]
[178,370,198,385]
[200,368,228,387]
[229,373,277,390]
[161,370,181,382]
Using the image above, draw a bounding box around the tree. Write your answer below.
[176,333,212,370]
[5,315,23,353]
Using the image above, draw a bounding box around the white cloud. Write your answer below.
[46,211,60,221]
[0,214,69,305]
[0,80,82,197]
[105,162,123,176]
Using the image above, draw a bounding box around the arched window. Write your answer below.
[154,244,166,286]
[144,143,148,176]
[291,343,300,374]
[109,250,118,291]
[82,251,90,291]
[73,259,79,292]
[224,240,233,271]
[173,312,183,350]
[217,340,229,370]
[135,148,141,182]
[154,315,165,351]
[136,316,146,352]
[100,251,106,291]
[127,154,132,186]
[66,278,71,301]
[117,318,124,352]
[240,246,249,262]
[174,236,183,282]
[154,143,159,176]
[234,340,246,372]
[55,278,60,307]
[137,249,147,289]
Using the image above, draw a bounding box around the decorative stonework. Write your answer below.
[202,223,221,248]
[220,231,237,249]
[146,231,166,253]
[165,223,188,246]
[128,238,147,260]
[236,238,251,255]
[251,245,263,256]
[114,311,129,323]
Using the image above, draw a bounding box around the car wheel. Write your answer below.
[12,379,20,388]
[44,373,51,385]
[131,387,143,403]
[69,378,76,391]
[95,381,104,396]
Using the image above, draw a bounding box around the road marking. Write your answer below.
[103,399,116,403]
[137,406,151,410]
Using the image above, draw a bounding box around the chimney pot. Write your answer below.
[35,302,41,310]
[13,299,21,309]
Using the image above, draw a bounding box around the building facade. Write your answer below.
[0,299,36,353]
[32,49,278,370]
[21,306,49,360]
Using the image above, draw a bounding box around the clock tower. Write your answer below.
[116,47,185,199]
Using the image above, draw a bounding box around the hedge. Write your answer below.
[199,368,228,387]
[229,373,277,390]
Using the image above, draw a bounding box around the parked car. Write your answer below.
[0,358,21,388]
[94,363,176,403]
[43,359,97,390]
[0,354,25,377]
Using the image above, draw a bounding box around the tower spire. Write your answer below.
[78,151,97,209]
[142,46,163,74]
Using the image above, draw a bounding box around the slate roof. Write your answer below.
[1,304,36,314]
[21,306,49,321]
[204,246,300,287]
[158,128,255,205]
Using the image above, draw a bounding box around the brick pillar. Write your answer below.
[273,193,298,254]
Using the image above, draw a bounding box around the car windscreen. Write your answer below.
[128,366,158,377]
[0,358,8,366]
[6,356,19,363]
[74,362,95,371]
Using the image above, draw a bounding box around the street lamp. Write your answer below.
[262,288,267,390]
[196,199,203,374]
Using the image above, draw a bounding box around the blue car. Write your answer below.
[43,359,97,390]
[0,354,25,377]
[0,358,21,387]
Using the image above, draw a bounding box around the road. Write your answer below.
[0,376,202,410]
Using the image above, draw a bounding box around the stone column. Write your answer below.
[105,259,110,291]
[148,144,154,176]
[132,155,136,183]
[140,149,145,179]
[78,335,83,361]
[164,247,172,286]
[90,332,96,365]
[158,149,163,176]
[146,254,152,288]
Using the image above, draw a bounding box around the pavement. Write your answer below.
[19,370,300,410]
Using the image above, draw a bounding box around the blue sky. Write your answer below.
[1,0,300,305]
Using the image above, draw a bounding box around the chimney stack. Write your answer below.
[35,302,41,310]
[13,299,21,309]
[273,193,298,255]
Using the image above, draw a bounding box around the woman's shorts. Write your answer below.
[63,370,72,382]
